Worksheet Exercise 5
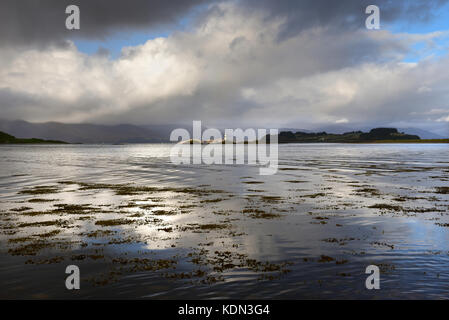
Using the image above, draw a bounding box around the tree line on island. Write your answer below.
[0,131,67,144]
[273,128,423,143]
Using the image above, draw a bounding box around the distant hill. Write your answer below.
[283,125,446,139]
[359,128,420,141]
[0,130,67,144]
[274,128,421,143]
[1,119,446,144]
[0,119,175,144]
[397,128,447,140]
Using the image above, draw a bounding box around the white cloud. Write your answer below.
[0,1,448,135]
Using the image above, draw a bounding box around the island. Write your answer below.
[268,128,449,144]
[0,131,68,144]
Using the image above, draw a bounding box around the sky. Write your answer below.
[0,0,449,136]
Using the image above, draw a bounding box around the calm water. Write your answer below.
[0,143,448,299]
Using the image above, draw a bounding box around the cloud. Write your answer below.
[0,1,448,137]
[2,0,447,47]
[0,39,199,122]
[238,0,449,40]
[0,0,208,47]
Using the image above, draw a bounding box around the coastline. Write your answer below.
[277,139,449,144]
[349,139,449,144]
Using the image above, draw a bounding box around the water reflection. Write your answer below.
[0,143,448,299]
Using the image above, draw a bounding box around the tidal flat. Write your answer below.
[0,143,448,299]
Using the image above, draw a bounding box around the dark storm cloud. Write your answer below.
[0,0,208,47]
[239,0,449,40]
[2,0,446,47]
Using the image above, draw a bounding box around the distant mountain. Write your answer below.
[279,128,314,134]
[0,130,67,144]
[0,120,175,144]
[397,128,447,140]
[1,119,446,144]
[311,125,356,134]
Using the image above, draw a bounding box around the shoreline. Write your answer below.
[349,139,449,144]
[279,139,449,144]
[1,139,448,145]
